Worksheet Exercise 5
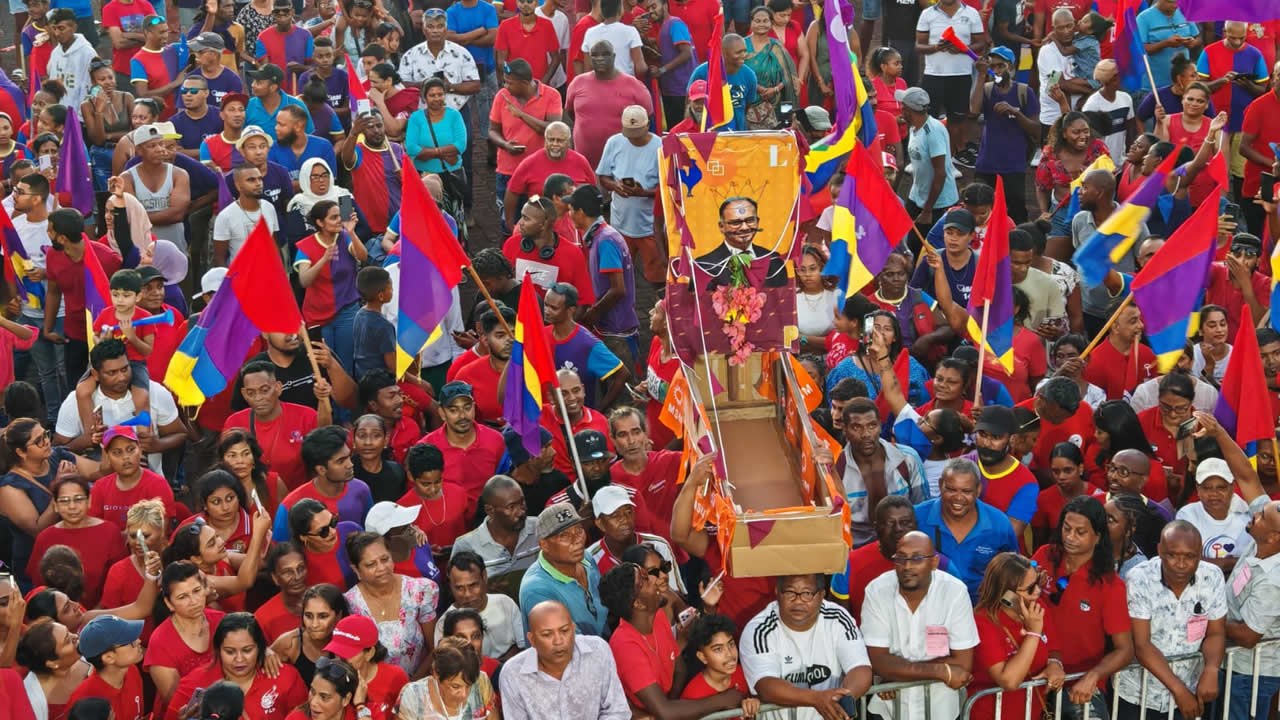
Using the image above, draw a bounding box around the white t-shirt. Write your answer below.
[537,6,571,88]
[1191,343,1231,384]
[741,600,871,720]
[214,201,280,263]
[55,381,180,470]
[1081,91,1135,164]
[582,21,643,75]
[432,593,526,658]
[796,289,840,337]
[861,570,980,720]
[1036,41,1079,127]
[1176,497,1252,559]
[11,212,64,320]
[916,4,984,77]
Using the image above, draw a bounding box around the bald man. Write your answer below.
[1119,520,1227,719]
[1069,168,1150,337]
[1095,448,1172,520]
[500,600,630,719]
[861,531,978,719]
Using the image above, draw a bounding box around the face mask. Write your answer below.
[993,74,1006,85]
[977,445,1008,465]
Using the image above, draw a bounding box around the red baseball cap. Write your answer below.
[323,615,379,659]
[688,80,708,102]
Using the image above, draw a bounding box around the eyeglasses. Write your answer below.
[27,432,50,448]
[890,552,937,566]
[179,88,204,95]
[645,560,673,578]
[314,656,355,684]
[55,494,89,505]
[780,589,821,602]
[723,217,759,228]
[1159,400,1193,416]
[1105,463,1146,479]
[307,516,339,538]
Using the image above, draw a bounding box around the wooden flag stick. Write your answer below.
[1080,294,1136,360]
[912,228,938,270]
[299,322,332,414]
[974,302,990,408]
[465,264,513,335]
[1259,309,1271,329]
[554,386,590,500]
[1141,55,1164,112]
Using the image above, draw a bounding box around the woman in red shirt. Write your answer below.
[14,620,89,720]
[1033,442,1092,546]
[1085,400,1169,502]
[1116,133,1158,201]
[181,471,253,554]
[284,656,359,720]
[270,584,351,688]
[143,561,227,710]
[1153,82,1224,206]
[969,553,1064,720]
[166,613,308,720]
[164,487,272,613]
[27,475,127,609]
[367,62,417,142]
[102,498,167,641]
[321,615,409,720]
[642,300,680,451]
[219,429,289,518]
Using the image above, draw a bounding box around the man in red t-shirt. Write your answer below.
[496,0,563,83]
[667,0,718,66]
[540,368,612,476]
[70,614,146,720]
[255,542,308,642]
[502,203,596,302]
[568,0,604,78]
[504,122,597,228]
[1241,80,1280,234]
[44,211,124,379]
[102,0,157,83]
[224,360,330,489]
[452,306,516,426]
[1204,234,1271,343]
[1022,376,1093,475]
[609,406,682,519]
[830,496,916,623]
[1082,302,1156,400]
[417,381,507,509]
[89,425,177,529]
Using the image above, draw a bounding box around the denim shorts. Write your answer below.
[862,0,882,21]
[724,0,754,24]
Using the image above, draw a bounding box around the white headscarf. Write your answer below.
[285,157,353,218]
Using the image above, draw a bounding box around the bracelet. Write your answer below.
[943,664,952,684]
[1047,658,1064,667]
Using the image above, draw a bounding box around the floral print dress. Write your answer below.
[346,575,439,676]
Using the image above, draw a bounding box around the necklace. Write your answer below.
[800,290,825,310]
[875,288,907,306]
[421,493,446,526]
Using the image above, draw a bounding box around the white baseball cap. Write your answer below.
[195,267,228,299]
[592,485,635,518]
[365,502,421,535]
[1194,457,1234,485]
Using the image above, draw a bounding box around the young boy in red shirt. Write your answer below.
[75,268,155,440]
[69,614,146,720]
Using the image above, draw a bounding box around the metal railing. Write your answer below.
[695,639,1280,720]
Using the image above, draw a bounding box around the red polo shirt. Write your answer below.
[1029,546,1131,675]
[836,543,895,625]
[611,449,683,519]
[490,83,562,174]
[418,424,507,508]
[451,356,507,426]
[495,16,561,88]
[1082,339,1156,401]
[224,403,318,490]
[1136,407,1179,502]
[1019,398,1094,471]
[540,404,612,476]
[254,592,298,643]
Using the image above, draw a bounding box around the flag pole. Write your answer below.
[1141,55,1164,111]
[465,265,514,335]
[299,322,332,415]
[1080,294,1136,359]
[554,387,590,500]
[974,302,990,408]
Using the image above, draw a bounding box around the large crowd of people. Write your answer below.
[0,0,1278,719]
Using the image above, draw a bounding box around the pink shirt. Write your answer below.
[564,71,653,166]
[0,323,37,388]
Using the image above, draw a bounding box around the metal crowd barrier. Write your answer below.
[695,638,1280,720]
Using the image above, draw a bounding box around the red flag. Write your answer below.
[1214,304,1273,455]
[345,53,369,116]
[1206,148,1228,191]
[703,11,733,130]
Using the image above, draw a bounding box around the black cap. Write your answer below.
[976,405,1015,436]
[136,265,166,285]
[943,208,976,234]
[438,381,474,406]
[1230,232,1262,252]
[502,425,553,465]
[271,0,294,9]
[248,63,285,85]
[574,429,609,461]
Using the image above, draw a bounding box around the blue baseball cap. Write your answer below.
[987,46,1016,66]
[438,381,474,407]
[78,614,144,658]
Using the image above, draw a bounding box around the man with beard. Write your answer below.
[1090,448,1174,521]
[454,474,541,578]
[227,360,331,492]
[914,458,1018,602]
[503,426,567,515]
[338,111,407,237]
[693,197,787,291]
[200,93,248,172]
[545,430,652,526]
[503,122,596,230]
[500,600,629,717]
[254,541,309,642]
[1118,521,1226,720]
[213,164,281,266]
[586,485,683,592]
[831,496,918,623]
[836,397,929,548]
[971,405,1039,537]
[232,330,355,414]
[454,306,517,425]
[1204,232,1271,343]
[544,282,627,411]
[272,424,373,538]
[358,368,422,464]
[520,503,610,635]
[1071,169,1147,337]
[668,79,707,134]
[740,573,873,719]
[539,369,613,477]
[418,381,507,510]
[268,105,336,184]
[609,406,681,520]
[862,532,977,720]
[225,125,296,222]
[435,551,526,660]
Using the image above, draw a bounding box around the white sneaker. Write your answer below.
[952,167,962,179]
[1031,148,1043,167]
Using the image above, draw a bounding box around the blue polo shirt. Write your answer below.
[518,551,608,637]
[245,92,316,141]
[914,498,1018,603]
[687,63,759,132]
[1135,6,1199,91]
[268,134,339,181]
[446,0,499,72]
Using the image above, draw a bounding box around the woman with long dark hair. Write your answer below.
[1036,111,1111,257]
[969,552,1062,720]
[1030,496,1134,716]
[164,480,271,613]
[824,309,929,406]
[165,613,306,720]
[1032,442,1092,546]
[1088,400,1169,502]
[16,620,90,720]
[218,428,288,518]
[283,656,359,720]
[269,584,350,687]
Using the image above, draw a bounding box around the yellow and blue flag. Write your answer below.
[964,176,1015,373]
[503,276,560,457]
[825,142,913,297]
[1073,148,1179,286]
[805,0,874,168]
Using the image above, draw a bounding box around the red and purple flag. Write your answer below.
[345,53,370,116]
[503,275,561,457]
[964,176,1015,372]
[703,11,733,130]
[56,112,94,216]
[1180,0,1280,22]
[0,207,41,311]
[1214,304,1274,461]
[1112,0,1146,92]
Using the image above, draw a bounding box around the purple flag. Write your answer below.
[216,170,234,213]
[56,112,94,216]
[1180,0,1279,22]
[821,0,857,139]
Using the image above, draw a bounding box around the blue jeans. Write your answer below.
[16,316,67,424]
[1220,670,1280,720]
[495,172,511,234]
[321,301,358,379]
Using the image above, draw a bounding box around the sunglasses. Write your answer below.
[314,656,355,684]
[308,516,339,538]
[645,560,673,578]
[180,88,204,95]
[423,7,446,16]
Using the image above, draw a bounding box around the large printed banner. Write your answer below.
[660,131,803,362]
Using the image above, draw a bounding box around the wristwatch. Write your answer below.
[356,705,372,719]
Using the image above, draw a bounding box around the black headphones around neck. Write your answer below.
[520,235,559,259]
